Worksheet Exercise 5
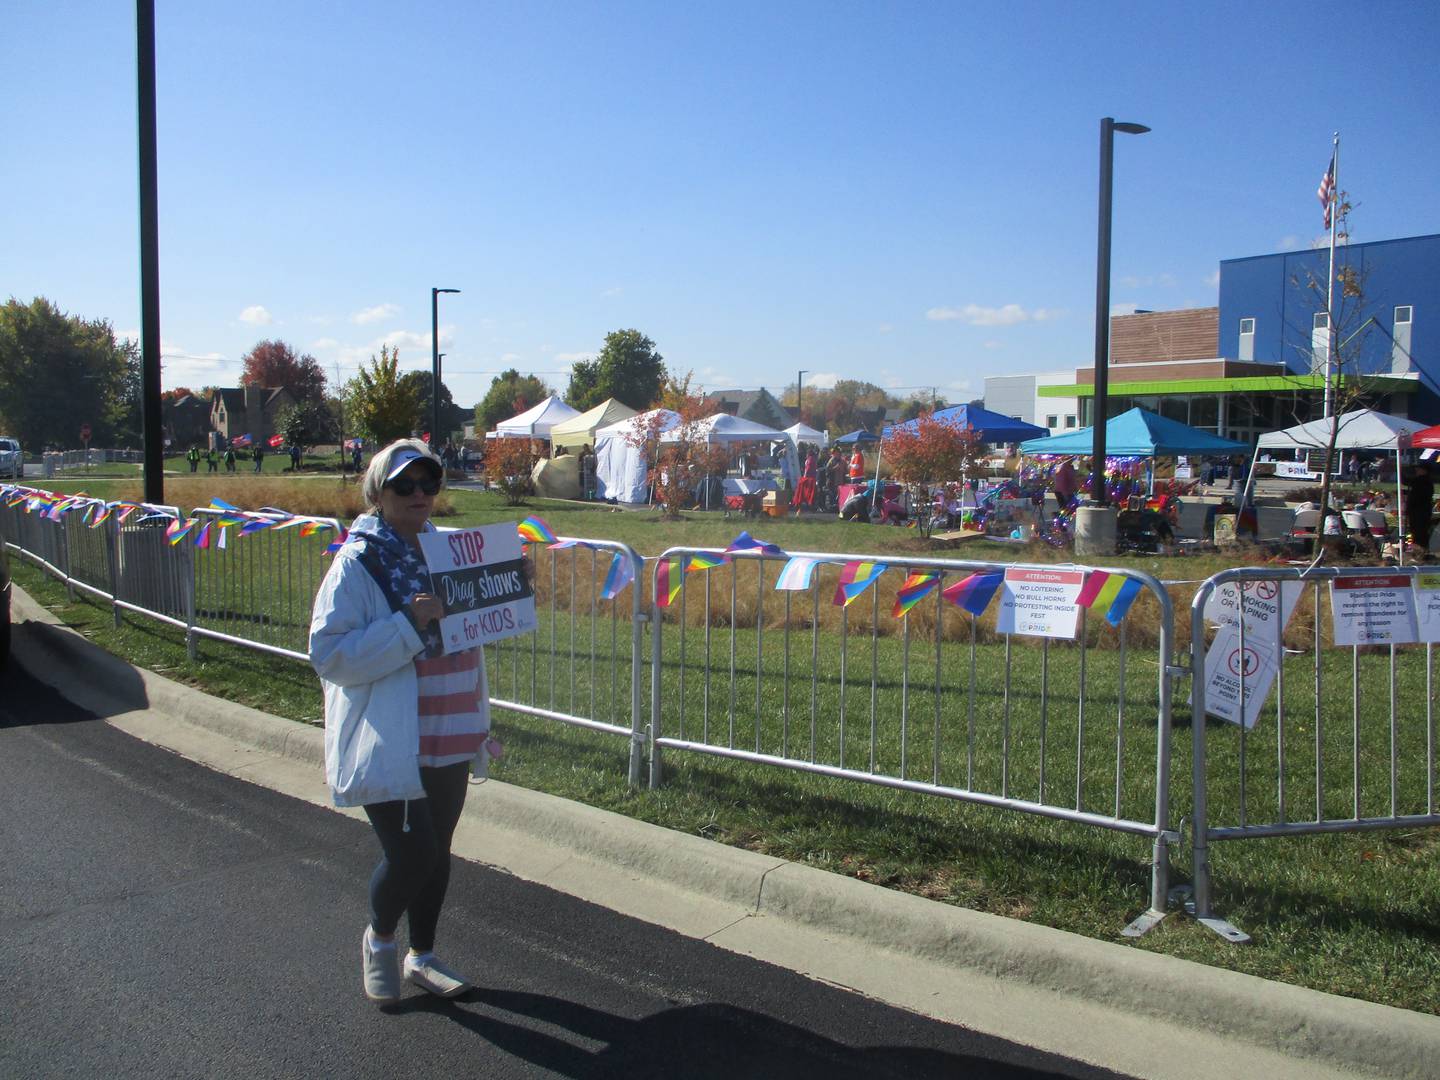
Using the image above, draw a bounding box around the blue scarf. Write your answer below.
[345,512,444,659]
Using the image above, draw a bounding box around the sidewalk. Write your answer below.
[9,583,1440,1080]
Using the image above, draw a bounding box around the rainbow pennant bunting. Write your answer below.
[600,552,635,599]
[239,518,274,535]
[774,557,822,591]
[516,516,558,544]
[892,571,940,617]
[1075,570,1143,627]
[194,522,211,549]
[685,551,730,573]
[724,531,785,558]
[832,561,887,607]
[941,571,1004,616]
[209,497,242,512]
[656,556,684,607]
[166,518,197,546]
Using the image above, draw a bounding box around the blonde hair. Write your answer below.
[362,438,444,511]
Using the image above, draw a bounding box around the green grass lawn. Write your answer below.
[10,537,1440,1014]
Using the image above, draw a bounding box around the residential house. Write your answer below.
[210,385,296,446]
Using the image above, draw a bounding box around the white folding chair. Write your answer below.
[1290,509,1320,537]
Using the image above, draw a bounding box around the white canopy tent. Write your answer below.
[493,395,581,439]
[782,422,828,449]
[547,397,637,452]
[593,408,681,503]
[657,412,786,444]
[1244,409,1427,561]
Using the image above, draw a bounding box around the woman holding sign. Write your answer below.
[309,438,491,1004]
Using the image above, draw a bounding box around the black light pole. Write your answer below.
[1090,117,1149,506]
[431,288,459,447]
[137,0,164,504]
[797,369,807,423]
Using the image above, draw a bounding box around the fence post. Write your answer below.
[107,512,122,628]
[628,551,646,788]
[60,513,75,602]
[1124,576,1176,937]
[649,559,664,789]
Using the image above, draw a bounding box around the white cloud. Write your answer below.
[946,379,972,393]
[553,352,594,366]
[600,286,623,298]
[1118,273,1176,289]
[1276,235,1303,252]
[159,339,228,387]
[926,303,1062,327]
[239,305,272,325]
[310,337,340,350]
[1110,302,1140,316]
[982,340,1004,350]
[876,323,894,334]
[1205,270,1221,288]
[805,371,839,390]
[500,353,522,365]
[352,303,399,325]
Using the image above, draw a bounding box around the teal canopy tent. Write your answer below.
[1019,407,1248,457]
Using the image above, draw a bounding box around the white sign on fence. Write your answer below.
[1274,460,1314,480]
[1203,578,1302,637]
[1198,621,1279,730]
[995,567,1085,639]
[1416,574,1440,644]
[419,523,537,653]
[1330,574,1419,646]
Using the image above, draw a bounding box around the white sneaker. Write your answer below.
[403,953,470,998]
[362,927,401,1003]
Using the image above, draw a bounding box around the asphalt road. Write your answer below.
[0,664,1129,1080]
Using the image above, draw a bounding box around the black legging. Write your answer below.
[363,761,470,952]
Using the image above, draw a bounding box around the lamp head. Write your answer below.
[1114,122,1150,135]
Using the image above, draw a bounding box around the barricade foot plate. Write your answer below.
[1120,908,1166,937]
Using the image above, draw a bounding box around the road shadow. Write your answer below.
[403,987,1129,1079]
[5,614,149,723]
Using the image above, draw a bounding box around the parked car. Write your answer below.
[0,436,21,479]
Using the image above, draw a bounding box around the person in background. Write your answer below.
[848,446,865,482]
[825,447,846,512]
[187,445,200,473]
[224,447,236,473]
[206,447,218,472]
[1406,464,1435,552]
[579,444,596,500]
[309,440,495,1004]
[1053,458,1077,509]
[290,443,302,471]
[352,442,363,473]
[253,444,265,473]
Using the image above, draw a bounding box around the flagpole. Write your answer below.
[1324,131,1339,419]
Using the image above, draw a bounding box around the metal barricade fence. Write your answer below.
[483,539,648,787]
[648,547,1179,934]
[1188,565,1440,943]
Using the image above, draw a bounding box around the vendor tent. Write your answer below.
[1019,407,1248,457]
[493,395,581,439]
[1254,409,1426,453]
[887,404,1046,443]
[833,428,881,445]
[1413,422,1440,450]
[782,422,828,449]
[658,413,785,443]
[548,397,637,451]
[593,408,681,503]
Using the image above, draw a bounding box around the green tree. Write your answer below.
[276,398,337,453]
[567,329,665,411]
[0,297,139,449]
[475,369,553,432]
[346,345,422,445]
[399,370,465,440]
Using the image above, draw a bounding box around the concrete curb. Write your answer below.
[10,583,1440,1078]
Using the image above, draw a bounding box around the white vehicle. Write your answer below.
[0,437,21,479]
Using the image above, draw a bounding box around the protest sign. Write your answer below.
[1330,574,1419,647]
[1416,573,1440,644]
[995,567,1085,639]
[1197,621,1278,730]
[1203,578,1302,638]
[419,523,536,653]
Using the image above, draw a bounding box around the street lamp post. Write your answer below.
[431,288,460,448]
[797,370,807,424]
[1089,117,1149,507]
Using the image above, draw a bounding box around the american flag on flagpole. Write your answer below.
[1317,155,1336,229]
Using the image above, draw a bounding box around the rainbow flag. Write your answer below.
[774,556,822,591]
[656,556,684,607]
[516,516,558,544]
[941,571,1003,616]
[1076,570,1143,626]
[832,560,887,607]
[686,551,730,573]
[725,531,785,558]
[600,552,635,599]
[166,518,197,546]
[892,571,940,617]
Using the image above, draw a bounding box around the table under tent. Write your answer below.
[1242,409,1427,559]
[658,413,788,509]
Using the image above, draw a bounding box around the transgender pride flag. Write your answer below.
[774,556,822,591]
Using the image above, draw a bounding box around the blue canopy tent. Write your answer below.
[1019,407,1248,457]
[833,428,881,445]
[884,404,1047,443]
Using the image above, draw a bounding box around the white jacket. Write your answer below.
[309,545,430,807]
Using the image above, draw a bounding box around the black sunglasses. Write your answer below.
[386,475,441,497]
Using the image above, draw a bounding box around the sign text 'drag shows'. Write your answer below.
[419,523,536,652]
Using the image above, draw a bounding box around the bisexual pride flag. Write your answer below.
[1075,570,1143,626]
[941,571,1003,617]
[832,560,887,607]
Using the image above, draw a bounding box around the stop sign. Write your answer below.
[80,423,91,442]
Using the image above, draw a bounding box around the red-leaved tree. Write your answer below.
[882,412,986,534]
[622,369,719,518]
[239,339,328,404]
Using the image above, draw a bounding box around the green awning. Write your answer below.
[1037,375,1418,397]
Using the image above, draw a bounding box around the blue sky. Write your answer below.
[6,1,1439,409]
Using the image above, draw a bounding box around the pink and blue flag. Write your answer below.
[832,561,887,607]
[1075,570,1143,626]
[774,557,822,591]
[941,571,1003,616]
[601,553,635,599]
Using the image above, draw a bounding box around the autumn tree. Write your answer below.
[882,412,986,536]
[398,370,465,440]
[476,369,553,432]
[622,371,717,518]
[240,339,328,404]
[565,329,665,411]
[346,345,422,445]
[484,438,537,506]
[0,297,139,449]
